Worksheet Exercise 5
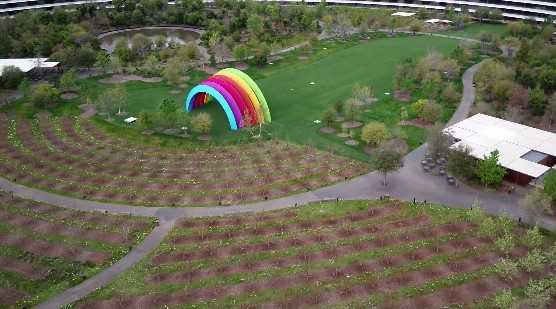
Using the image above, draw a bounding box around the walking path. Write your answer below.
[2,39,548,308]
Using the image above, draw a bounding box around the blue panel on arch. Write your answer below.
[184,84,239,131]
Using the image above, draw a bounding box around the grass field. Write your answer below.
[75,200,556,308]
[0,192,155,307]
[2,33,462,161]
[441,23,508,39]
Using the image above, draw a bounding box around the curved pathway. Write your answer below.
[0,40,547,308]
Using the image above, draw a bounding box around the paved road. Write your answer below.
[8,45,550,308]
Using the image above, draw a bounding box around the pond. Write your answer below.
[99,27,201,53]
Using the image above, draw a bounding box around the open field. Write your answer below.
[76,200,555,308]
[0,113,367,207]
[0,192,155,307]
[440,23,508,39]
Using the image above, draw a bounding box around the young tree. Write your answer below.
[353,84,374,105]
[494,258,519,280]
[421,101,442,123]
[441,83,460,106]
[522,226,544,249]
[427,124,450,159]
[323,109,336,128]
[476,150,506,188]
[446,144,476,180]
[59,68,78,91]
[190,112,212,134]
[95,53,111,74]
[529,85,547,115]
[374,147,402,186]
[361,121,389,146]
[521,188,554,216]
[159,97,178,126]
[232,44,249,61]
[163,57,183,85]
[519,249,546,273]
[30,84,60,108]
[344,98,360,122]
[334,100,344,115]
[543,170,556,203]
[1,66,24,89]
[493,290,517,309]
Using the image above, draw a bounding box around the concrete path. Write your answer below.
[5,44,548,308]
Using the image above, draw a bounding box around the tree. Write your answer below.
[96,86,127,115]
[492,79,515,103]
[421,101,442,123]
[544,94,556,128]
[374,148,402,186]
[138,111,154,128]
[427,124,450,159]
[163,57,183,85]
[59,68,78,91]
[95,53,111,74]
[246,14,263,36]
[190,112,212,134]
[361,122,389,146]
[507,85,529,109]
[494,233,515,256]
[446,144,476,180]
[131,33,151,58]
[323,109,335,128]
[441,83,459,106]
[494,258,519,280]
[353,84,374,106]
[232,44,249,61]
[344,98,360,122]
[334,100,343,115]
[493,290,517,309]
[522,226,544,249]
[544,170,556,203]
[521,188,554,216]
[18,78,30,98]
[411,99,427,115]
[1,66,24,89]
[159,97,178,126]
[519,249,546,273]
[409,21,422,35]
[529,85,547,115]
[30,84,60,108]
[476,150,506,188]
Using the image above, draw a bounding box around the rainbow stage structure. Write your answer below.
[184,68,271,130]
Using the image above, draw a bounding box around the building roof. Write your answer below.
[444,113,556,178]
[0,58,59,76]
[392,12,416,17]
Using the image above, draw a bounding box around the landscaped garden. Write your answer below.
[0,192,156,307]
[74,200,556,308]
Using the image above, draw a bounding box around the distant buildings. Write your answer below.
[1,0,555,22]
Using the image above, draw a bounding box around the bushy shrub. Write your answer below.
[519,249,546,273]
[522,226,544,248]
[494,258,519,280]
[361,122,389,146]
[30,84,60,108]
[191,112,212,134]
[1,65,25,89]
[478,216,497,237]
[421,101,442,123]
[493,289,517,309]
[411,99,427,115]
[494,233,515,256]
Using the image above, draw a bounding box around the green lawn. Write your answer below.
[440,22,508,39]
[7,34,461,161]
[189,35,459,160]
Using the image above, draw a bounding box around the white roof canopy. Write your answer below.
[0,58,59,76]
[392,12,416,17]
[444,114,556,178]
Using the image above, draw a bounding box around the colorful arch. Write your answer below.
[184,68,271,131]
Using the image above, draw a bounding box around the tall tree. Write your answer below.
[476,150,506,188]
[374,148,402,186]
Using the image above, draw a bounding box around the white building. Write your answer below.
[0,58,59,76]
[1,0,555,22]
[444,113,556,185]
